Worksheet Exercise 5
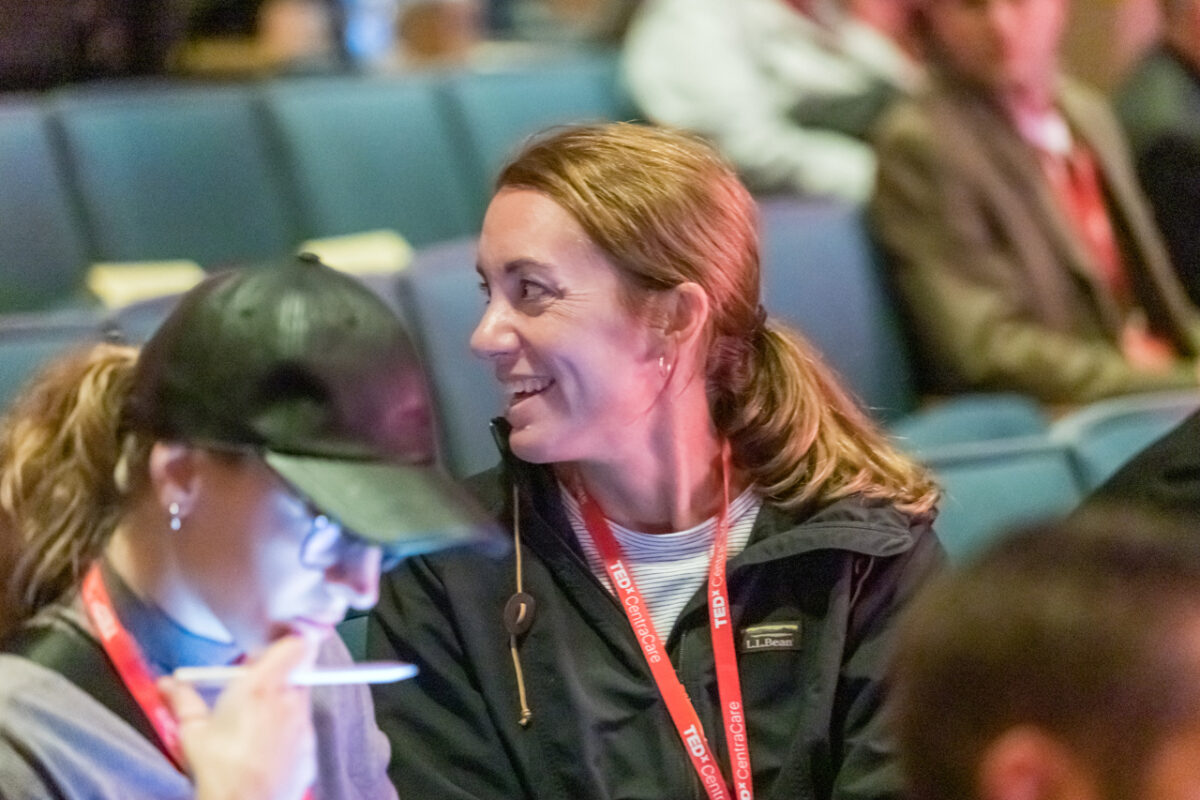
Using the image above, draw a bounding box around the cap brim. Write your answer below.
[264,452,505,558]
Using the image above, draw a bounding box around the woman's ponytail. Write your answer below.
[716,321,937,517]
[1,343,142,624]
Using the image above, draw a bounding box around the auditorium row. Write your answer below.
[1,50,1197,567]
[0,49,630,312]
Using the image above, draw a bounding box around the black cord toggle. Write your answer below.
[503,592,537,636]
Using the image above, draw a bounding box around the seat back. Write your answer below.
[396,238,502,477]
[337,612,369,662]
[888,393,1049,454]
[757,196,917,420]
[0,310,108,410]
[0,99,90,311]
[1051,389,1200,492]
[262,74,478,248]
[104,292,182,344]
[924,436,1083,564]
[53,85,297,266]
[443,51,628,210]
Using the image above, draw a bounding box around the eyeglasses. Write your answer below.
[191,441,404,573]
[296,498,403,573]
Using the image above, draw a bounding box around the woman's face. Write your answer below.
[176,452,380,650]
[471,188,663,466]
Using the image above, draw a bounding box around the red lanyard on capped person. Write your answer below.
[576,443,753,800]
[82,564,315,799]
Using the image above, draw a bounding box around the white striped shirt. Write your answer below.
[561,483,763,639]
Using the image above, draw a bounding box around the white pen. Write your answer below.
[172,661,419,687]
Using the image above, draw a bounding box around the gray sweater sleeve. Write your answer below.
[0,637,398,800]
[311,635,400,800]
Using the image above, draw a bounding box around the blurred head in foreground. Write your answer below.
[894,508,1200,800]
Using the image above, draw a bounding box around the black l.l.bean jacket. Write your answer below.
[368,441,942,800]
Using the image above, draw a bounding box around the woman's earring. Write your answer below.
[168,502,182,532]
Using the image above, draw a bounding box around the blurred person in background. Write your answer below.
[390,0,637,71]
[0,0,191,91]
[894,509,1200,800]
[1116,0,1200,307]
[394,0,484,67]
[871,0,1200,405]
[176,0,346,76]
[507,0,638,45]
[623,0,923,202]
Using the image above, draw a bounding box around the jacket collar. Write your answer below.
[489,418,926,568]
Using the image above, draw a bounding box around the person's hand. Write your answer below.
[1121,318,1178,374]
[158,635,318,800]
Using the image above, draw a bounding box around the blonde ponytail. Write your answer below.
[716,323,937,516]
[1,343,144,622]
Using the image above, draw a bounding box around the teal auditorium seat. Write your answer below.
[0,100,91,311]
[261,75,478,247]
[1051,389,1200,492]
[757,196,914,417]
[337,611,369,661]
[105,292,182,343]
[443,52,631,214]
[52,85,298,267]
[395,237,503,478]
[756,196,1049,449]
[0,53,633,311]
[0,310,107,409]
[886,394,1049,454]
[922,436,1083,564]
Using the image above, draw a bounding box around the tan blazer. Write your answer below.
[870,73,1200,404]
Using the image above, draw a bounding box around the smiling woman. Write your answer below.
[370,122,945,800]
[0,254,495,800]
[471,187,670,469]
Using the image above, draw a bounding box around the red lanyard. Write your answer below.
[576,444,753,800]
[82,564,314,799]
[82,564,188,770]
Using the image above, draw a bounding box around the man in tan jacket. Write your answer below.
[870,0,1200,404]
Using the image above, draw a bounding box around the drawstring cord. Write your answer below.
[508,483,534,727]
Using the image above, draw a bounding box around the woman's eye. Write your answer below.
[519,280,551,301]
[477,280,490,300]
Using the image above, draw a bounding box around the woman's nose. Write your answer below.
[469,301,519,360]
[326,546,381,610]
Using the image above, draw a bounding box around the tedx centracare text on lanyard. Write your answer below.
[575,442,753,800]
[82,564,315,799]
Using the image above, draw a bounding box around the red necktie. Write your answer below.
[1039,143,1177,361]
[1040,143,1131,307]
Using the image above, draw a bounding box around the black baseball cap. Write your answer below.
[122,253,500,558]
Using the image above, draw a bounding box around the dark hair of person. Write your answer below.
[893,508,1200,800]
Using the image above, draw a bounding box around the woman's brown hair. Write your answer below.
[496,122,936,515]
[0,342,149,628]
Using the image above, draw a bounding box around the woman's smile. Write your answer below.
[503,376,555,407]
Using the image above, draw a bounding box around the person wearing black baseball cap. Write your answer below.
[0,253,498,800]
